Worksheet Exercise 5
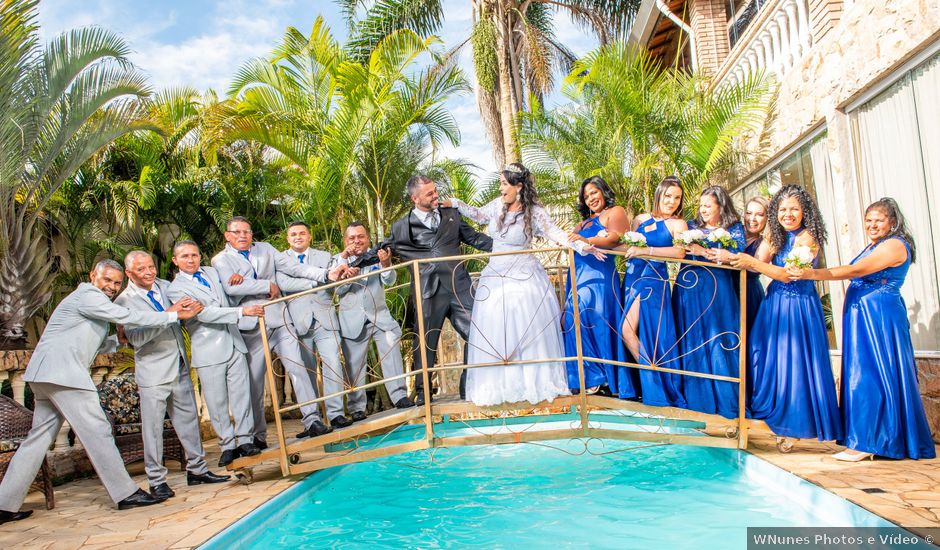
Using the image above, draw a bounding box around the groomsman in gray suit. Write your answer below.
[335,223,414,414]
[0,260,202,524]
[114,250,231,501]
[167,241,264,467]
[211,217,332,442]
[275,221,355,430]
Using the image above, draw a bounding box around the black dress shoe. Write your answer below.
[297,419,333,438]
[218,449,237,467]
[0,509,33,525]
[149,483,174,501]
[187,471,231,485]
[350,411,367,422]
[236,443,261,458]
[330,415,353,429]
[395,396,415,409]
[415,393,434,406]
[253,437,268,450]
[117,489,161,510]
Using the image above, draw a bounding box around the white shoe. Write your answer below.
[832,450,874,462]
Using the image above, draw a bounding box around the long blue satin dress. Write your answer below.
[749,230,842,440]
[840,237,935,458]
[743,238,766,335]
[616,218,686,406]
[672,222,745,418]
[563,216,625,393]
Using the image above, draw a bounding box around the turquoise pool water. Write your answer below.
[202,433,894,549]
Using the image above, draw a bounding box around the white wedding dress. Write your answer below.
[452,198,586,406]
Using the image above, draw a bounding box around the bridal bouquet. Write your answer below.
[673,229,707,247]
[707,227,738,250]
[621,231,647,248]
[784,245,815,269]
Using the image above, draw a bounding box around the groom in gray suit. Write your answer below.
[275,221,355,430]
[167,241,264,467]
[335,223,413,414]
[0,260,202,524]
[212,217,332,443]
[114,250,231,501]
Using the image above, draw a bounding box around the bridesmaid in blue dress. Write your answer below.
[788,198,935,460]
[741,196,769,335]
[672,185,745,418]
[614,176,687,407]
[562,176,631,394]
[732,185,841,443]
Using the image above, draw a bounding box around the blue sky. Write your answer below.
[38,0,598,175]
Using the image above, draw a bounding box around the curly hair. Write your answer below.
[651,176,684,218]
[577,175,617,219]
[867,197,917,263]
[498,162,541,239]
[693,185,740,229]
[767,184,828,253]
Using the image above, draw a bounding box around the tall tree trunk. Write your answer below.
[495,1,519,164]
[475,84,506,168]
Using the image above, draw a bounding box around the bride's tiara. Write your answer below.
[503,164,527,175]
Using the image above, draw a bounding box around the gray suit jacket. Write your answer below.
[167,267,246,369]
[211,242,319,331]
[115,279,189,388]
[24,283,176,391]
[275,248,340,336]
[335,257,399,336]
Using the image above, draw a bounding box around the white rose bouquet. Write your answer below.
[784,245,815,269]
[707,227,739,250]
[673,229,707,247]
[621,231,647,248]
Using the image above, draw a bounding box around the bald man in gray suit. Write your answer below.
[115,251,230,502]
[0,260,202,525]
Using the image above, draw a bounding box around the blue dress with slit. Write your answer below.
[616,217,686,407]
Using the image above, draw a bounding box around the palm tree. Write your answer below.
[338,0,640,168]
[0,0,152,346]
[523,42,774,216]
[216,17,468,244]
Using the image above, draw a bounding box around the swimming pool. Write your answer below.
[201,432,894,549]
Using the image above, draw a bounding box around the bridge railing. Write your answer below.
[244,246,752,477]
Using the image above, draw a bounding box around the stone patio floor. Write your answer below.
[1,420,938,549]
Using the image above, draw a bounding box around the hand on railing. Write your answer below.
[583,245,607,261]
[242,305,265,317]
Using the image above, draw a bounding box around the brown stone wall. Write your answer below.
[918,357,940,444]
[691,0,732,76]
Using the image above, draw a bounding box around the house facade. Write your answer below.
[631,0,940,438]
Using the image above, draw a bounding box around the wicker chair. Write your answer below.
[0,395,55,509]
[97,374,185,469]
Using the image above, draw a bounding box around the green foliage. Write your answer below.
[0,0,152,342]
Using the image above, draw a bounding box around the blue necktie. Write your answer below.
[192,271,211,288]
[146,290,165,311]
[237,249,257,277]
[298,253,306,264]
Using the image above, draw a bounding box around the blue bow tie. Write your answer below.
[192,271,211,288]
[146,290,165,311]
[298,253,306,264]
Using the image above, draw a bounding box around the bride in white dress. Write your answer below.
[444,163,604,406]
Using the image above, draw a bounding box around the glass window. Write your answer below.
[851,51,940,352]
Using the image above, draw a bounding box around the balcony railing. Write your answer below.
[715,0,813,86]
